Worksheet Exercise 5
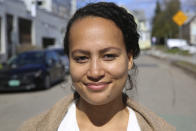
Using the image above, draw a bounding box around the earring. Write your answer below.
[70,84,75,92]
[128,74,133,90]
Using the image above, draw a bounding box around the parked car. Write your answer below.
[179,45,196,54]
[166,39,187,49]
[0,50,65,91]
[51,48,69,74]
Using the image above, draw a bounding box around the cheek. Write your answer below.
[104,58,129,79]
[69,62,87,82]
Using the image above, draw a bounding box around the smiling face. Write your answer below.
[69,16,133,105]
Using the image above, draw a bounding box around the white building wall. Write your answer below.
[0,0,29,61]
[4,0,31,17]
[43,0,52,12]
[71,0,77,15]
[0,3,6,57]
[22,0,52,12]
[0,0,70,61]
[33,8,68,48]
[137,21,151,49]
[21,0,71,18]
[22,0,33,11]
[190,18,196,45]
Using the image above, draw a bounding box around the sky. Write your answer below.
[117,0,156,20]
[78,0,157,21]
[77,0,195,23]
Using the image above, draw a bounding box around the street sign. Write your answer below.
[172,11,187,26]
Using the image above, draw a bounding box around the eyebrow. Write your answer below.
[71,47,121,56]
[71,50,90,56]
[99,47,121,54]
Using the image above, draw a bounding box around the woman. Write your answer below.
[19,2,175,131]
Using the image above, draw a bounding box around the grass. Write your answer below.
[174,61,196,73]
[165,48,190,56]
[154,45,196,76]
[154,45,191,56]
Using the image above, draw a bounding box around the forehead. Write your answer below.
[72,16,118,27]
[70,16,122,36]
[69,16,125,50]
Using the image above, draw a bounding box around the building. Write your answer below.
[22,0,72,18]
[182,14,196,45]
[132,10,151,50]
[0,0,72,62]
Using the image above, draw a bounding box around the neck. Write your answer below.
[76,94,127,126]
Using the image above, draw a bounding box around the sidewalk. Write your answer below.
[146,48,196,64]
[145,48,196,78]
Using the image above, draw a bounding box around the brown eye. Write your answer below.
[103,54,117,61]
[74,56,88,63]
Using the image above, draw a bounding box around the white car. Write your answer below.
[166,39,187,49]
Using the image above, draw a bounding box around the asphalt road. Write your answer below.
[134,53,196,131]
[0,77,72,131]
[0,54,196,131]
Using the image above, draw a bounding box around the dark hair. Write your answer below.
[64,2,140,100]
[64,2,140,58]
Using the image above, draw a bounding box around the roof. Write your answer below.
[184,14,196,25]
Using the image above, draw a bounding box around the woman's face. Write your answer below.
[69,17,133,105]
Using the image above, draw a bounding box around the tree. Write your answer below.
[164,0,180,37]
[151,0,181,44]
[151,1,162,39]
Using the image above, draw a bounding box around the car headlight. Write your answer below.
[35,70,42,77]
[21,70,43,81]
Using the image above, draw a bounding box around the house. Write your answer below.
[182,14,196,45]
[132,10,151,50]
[22,0,72,18]
[0,0,73,62]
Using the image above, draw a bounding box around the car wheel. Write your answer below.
[62,70,66,81]
[44,75,50,89]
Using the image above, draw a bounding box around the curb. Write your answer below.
[171,61,196,79]
[148,54,196,79]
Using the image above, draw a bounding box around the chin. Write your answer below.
[83,92,119,106]
[88,99,109,106]
[80,93,110,106]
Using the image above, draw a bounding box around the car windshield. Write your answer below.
[8,51,45,66]
[54,49,64,56]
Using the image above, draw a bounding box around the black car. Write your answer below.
[0,50,65,91]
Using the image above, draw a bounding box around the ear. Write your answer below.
[127,53,133,70]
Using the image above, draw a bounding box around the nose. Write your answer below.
[87,58,105,81]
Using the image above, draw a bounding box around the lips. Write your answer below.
[84,82,111,91]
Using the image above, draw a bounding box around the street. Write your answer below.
[0,78,72,131]
[0,54,196,131]
[135,53,196,131]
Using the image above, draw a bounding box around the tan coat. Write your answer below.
[18,94,175,131]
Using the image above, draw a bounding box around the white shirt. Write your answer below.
[127,106,141,131]
[58,102,141,131]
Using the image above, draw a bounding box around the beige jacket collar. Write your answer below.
[19,94,175,131]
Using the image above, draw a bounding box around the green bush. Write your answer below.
[155,45,191,56]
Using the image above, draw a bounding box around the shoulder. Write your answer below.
[17,111,48,131]
[126,98,176,131]
[18,94,74,131]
